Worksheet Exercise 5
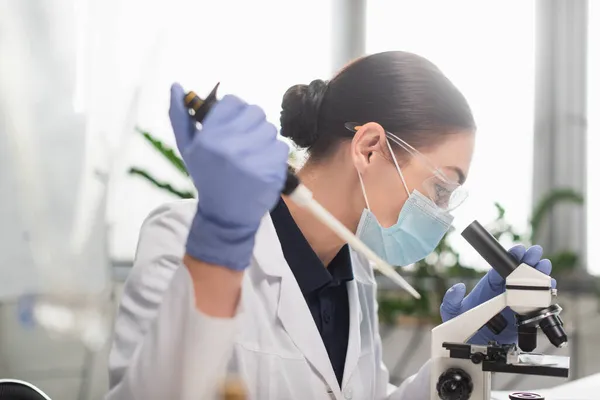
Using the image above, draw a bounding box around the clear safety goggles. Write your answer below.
[345,123,469,212]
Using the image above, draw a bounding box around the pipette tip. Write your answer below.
[375,260,421,299]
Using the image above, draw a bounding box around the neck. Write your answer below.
[283,160,363,266]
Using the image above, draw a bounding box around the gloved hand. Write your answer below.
[169,83,289,271]
[440,245,556,345]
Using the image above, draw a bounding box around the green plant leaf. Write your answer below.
[530,189,584,243]
[446,264,482,278]
[377,297,416,323]
[129,167,195,199]
[136,127,189,177]
[547,251,579,276]
[494,202,506,219]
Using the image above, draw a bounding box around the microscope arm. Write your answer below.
[431,293,507,358]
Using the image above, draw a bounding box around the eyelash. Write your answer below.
[435,184,451,199]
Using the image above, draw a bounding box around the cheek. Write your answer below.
[377,197,405,228]
[402,164,431,195]
[372,163,433,227]
[366,167,408,228]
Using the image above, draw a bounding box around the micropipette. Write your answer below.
[183,84,421,300]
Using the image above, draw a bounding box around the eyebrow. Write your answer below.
[445,166,466,185]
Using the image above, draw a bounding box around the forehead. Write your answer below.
[421,132,475,181]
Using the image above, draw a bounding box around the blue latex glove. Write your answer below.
[440,245,556,345]
[169,83,289,270]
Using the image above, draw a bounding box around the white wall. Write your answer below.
[366,0,536,270]
[587,1,600,274]
[107,0,335,262]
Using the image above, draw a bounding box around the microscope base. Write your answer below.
[431,342,570,400]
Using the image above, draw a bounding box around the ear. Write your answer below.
[350,122,388,173]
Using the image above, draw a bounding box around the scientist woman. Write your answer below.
[106,51,554,400]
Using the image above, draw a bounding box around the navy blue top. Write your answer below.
[270,198,353,386]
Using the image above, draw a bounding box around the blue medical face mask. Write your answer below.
[356,141,454,267]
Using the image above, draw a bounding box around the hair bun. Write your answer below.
[280,79,328,148]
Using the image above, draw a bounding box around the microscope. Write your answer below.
[431,221,570,400]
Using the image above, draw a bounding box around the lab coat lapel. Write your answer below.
[253,214,342,397]
[277,276,342,396]
[342,279,362,389]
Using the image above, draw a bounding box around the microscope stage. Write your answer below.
[443,342,570,378]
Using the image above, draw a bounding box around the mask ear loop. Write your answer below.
[357,172,371,211]
[386,138,410,197]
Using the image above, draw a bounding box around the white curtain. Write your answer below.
[0,0,168,299]
[0,0,93,298]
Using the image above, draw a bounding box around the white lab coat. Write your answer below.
[106,200,431,400]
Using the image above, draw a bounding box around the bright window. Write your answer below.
[366,0,536,269]
[107,0,333,261]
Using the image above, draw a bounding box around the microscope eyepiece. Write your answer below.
[461,221,519,279]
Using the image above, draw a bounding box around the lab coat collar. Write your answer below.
[252,214,286,278]
[253,214,343,397]
[253,214,371,395]
[270,198,353,296]
[255,210,373,285]
[342,278,362,389]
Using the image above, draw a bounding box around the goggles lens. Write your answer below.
[422,175,468,211]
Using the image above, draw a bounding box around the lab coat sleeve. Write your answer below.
[386,360,431,400]
[106,201,240,400]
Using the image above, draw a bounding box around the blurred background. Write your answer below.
[0,0,598,398]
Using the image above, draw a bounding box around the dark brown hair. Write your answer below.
[280,51,475,161]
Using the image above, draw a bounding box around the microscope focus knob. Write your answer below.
[436,368,473,400]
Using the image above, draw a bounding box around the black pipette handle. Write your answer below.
[461,220,519,279]
[183,84,300,195]
[184,83,221,123]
